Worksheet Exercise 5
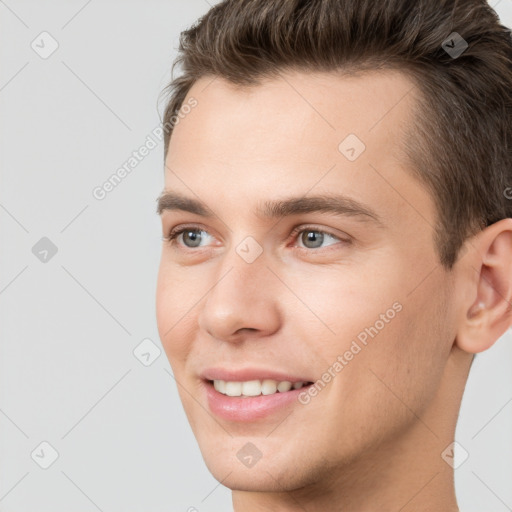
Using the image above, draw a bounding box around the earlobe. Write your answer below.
[455,218,512,354]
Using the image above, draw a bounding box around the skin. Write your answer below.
[156,69,512,512]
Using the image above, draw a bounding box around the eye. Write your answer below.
[164,226,214,248]
[290,225,347,250]
[164,224,349,251]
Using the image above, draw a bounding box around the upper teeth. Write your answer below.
[213,379,308,397]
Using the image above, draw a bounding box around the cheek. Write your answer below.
[328,273,451,435]
[156,258,199,366]
[303,261,450,423]
[289,260,404,350]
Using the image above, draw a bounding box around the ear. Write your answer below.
[455,218,512,354]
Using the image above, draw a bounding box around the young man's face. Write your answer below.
[156,70,468,492]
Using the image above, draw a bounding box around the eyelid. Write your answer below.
[287,224,351,245]
[166,223,208,240]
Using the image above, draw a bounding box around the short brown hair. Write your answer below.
[161,0,512,269]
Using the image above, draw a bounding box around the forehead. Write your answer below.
[164,69,434,234]
[167,68,418,176]
[169,69,417,155]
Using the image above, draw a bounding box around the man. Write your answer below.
[155,0,512,510]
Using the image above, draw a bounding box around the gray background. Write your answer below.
[0,1,511,511]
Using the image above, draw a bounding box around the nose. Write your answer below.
[197,244,282,343]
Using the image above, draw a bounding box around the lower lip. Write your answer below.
[203,380,312,422]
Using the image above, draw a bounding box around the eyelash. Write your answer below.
[163,224,350,252]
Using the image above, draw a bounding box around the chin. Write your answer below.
[197,439,318,493]
[206,461,304,493]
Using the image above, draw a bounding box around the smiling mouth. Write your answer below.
[208,379,314,397]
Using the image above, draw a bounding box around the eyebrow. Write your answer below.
[156,191,383,226]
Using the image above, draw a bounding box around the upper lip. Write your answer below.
[200,367,313,384]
